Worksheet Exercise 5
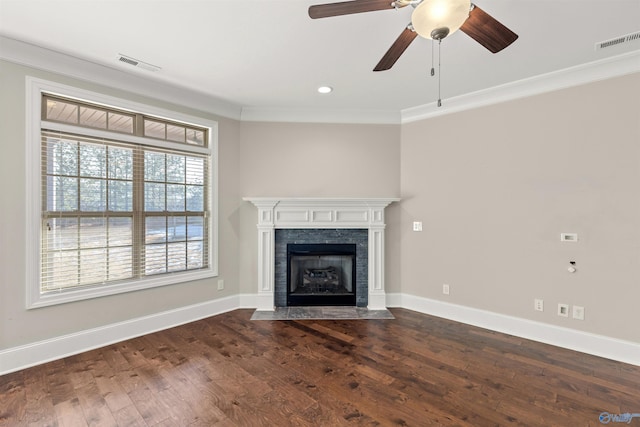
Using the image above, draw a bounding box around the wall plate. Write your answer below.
[558,303,569,317]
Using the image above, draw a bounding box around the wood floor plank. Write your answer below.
[112,365,172,426]
[21,365,57,427]
[74,381,118,427]
[2,308,639,426]
[109,403,147,427]
[0,371,26,425]
[91,358,135,414]
[53,397,87,427]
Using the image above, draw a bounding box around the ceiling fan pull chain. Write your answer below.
[430,39,435,77]
[437,39,442,107]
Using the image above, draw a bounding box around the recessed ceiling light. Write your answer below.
[317,86,333,94]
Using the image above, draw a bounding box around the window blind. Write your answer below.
[41,130,209,293]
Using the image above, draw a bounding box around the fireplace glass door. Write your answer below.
[287,243,356,306]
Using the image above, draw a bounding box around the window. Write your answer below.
[27,79,217,308]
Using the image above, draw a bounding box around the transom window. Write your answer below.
[28,80,217,308]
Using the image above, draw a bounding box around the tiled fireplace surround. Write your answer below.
[244,198,399,311]
[275,228,368,307]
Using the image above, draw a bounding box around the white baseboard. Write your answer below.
[3,292,638,375]
[237,293,259,308]
[367,293,387,311]
[0,295,239,375]
[386,293,640,366]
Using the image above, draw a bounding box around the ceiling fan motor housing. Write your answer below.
[430,27,450,40]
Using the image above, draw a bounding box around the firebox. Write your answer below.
[287,243,357,306]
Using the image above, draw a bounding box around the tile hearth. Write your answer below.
[250,306,395,320]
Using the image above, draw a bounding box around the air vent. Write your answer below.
[116,54,161,72]
[595,31,640,51]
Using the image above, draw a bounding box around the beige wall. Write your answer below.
[1,55,638,354]
[400,73,640,342]
[0,60,242,349]
[237,121,402,295]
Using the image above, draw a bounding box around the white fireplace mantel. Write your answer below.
[243,197,399,311]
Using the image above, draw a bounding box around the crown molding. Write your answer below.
[401,50,640,123]
[2,35,638,125]
[0,36,243,121]
[243,51,640,124]
[240,106,401,125]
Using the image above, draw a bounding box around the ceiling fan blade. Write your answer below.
[460,4,518,53]
[373,26,418,71]
[309,0,396,19]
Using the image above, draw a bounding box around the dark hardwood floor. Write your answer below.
[1,308,638,426]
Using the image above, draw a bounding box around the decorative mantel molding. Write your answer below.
[243,197,400,311]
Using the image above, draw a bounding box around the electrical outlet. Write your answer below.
[442,284,450,295]
[534,299,544,312]
[558,303,569,317]
[413,221,423,232]
[560,233,578,242]
[217,279,224,290]
[572,305,585,320]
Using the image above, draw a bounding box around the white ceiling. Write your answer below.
[1,0,639,120]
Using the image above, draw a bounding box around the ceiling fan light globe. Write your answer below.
[411,0,471,40]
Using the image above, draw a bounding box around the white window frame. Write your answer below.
[26,77,218,309]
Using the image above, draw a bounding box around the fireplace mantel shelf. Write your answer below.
[243,197,400,204]
[244,197,399,311]
[243,197,400,229]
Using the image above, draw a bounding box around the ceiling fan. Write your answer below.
[308,0,518,71]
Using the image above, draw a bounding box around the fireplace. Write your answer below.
[287,243,357,306]
[243,197,399,311]
[275,228,368,307]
